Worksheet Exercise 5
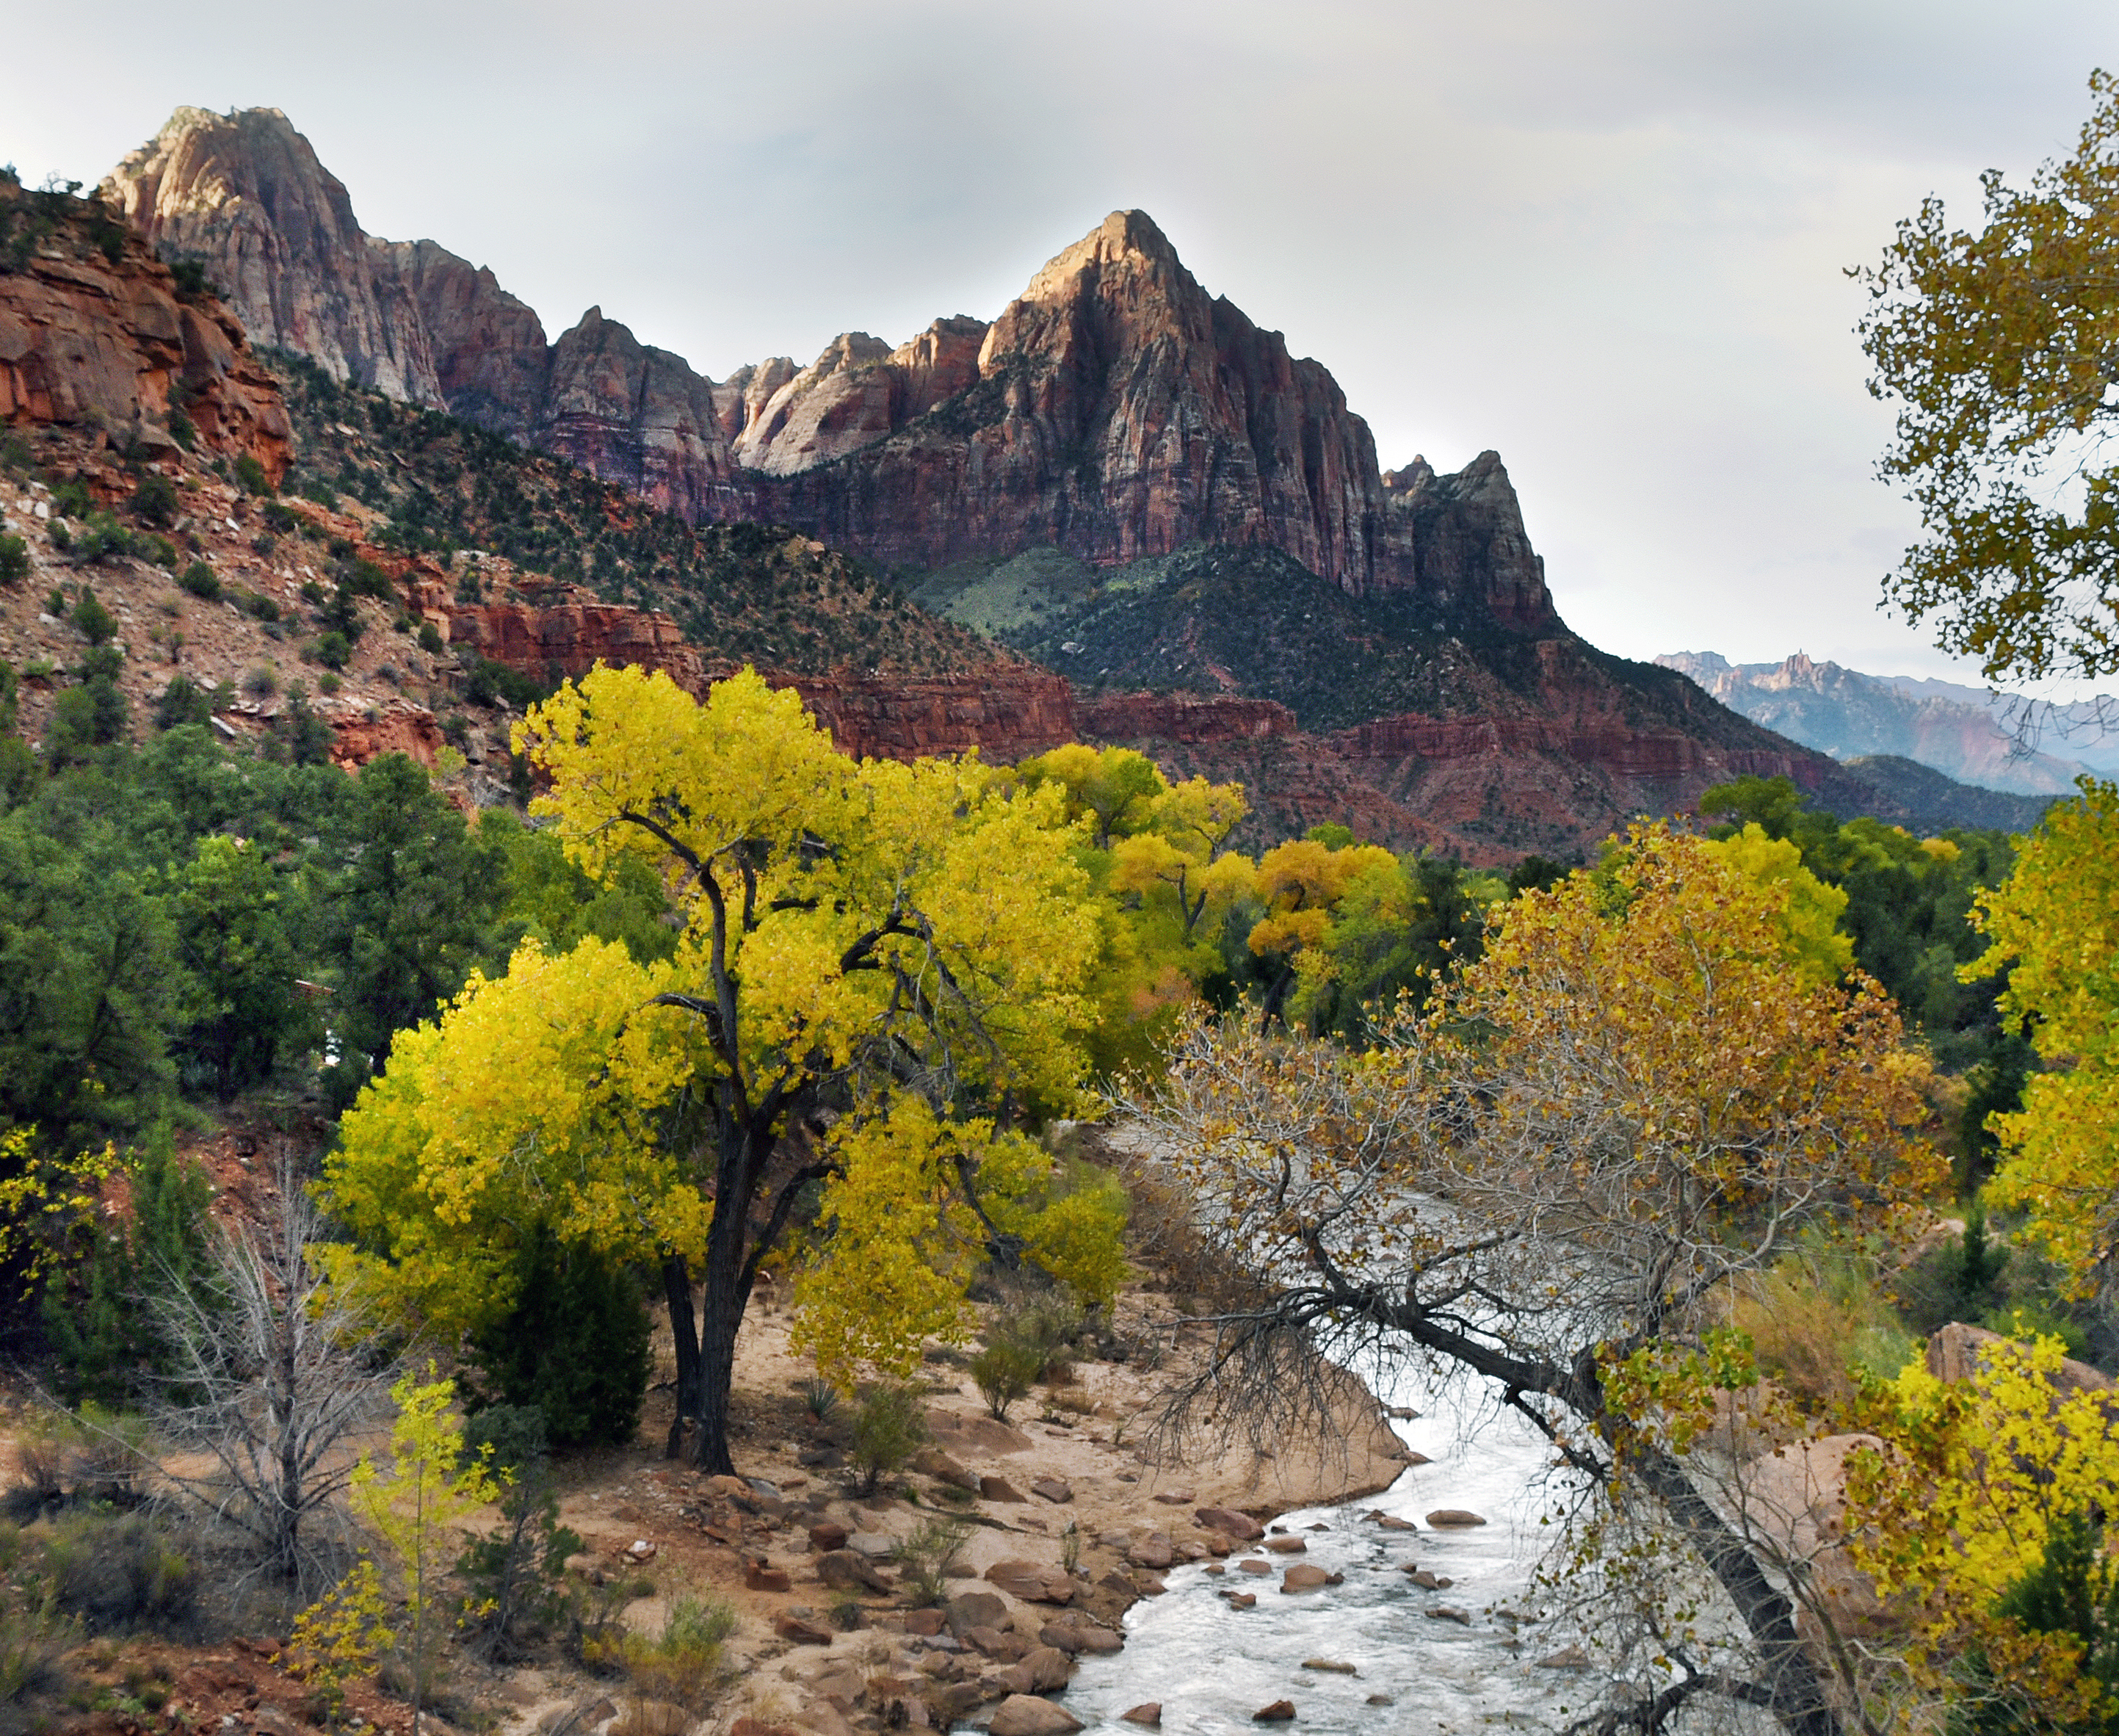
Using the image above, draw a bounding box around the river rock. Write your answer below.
[1426,1606,1472,1625]
[1195,1507,1265,1541]
[1053,1624,1121,1655]
[1129,1532,1175,1569]
[948,1590,1008,1633]
[1281,1565,1332,1592]
[1019,1646,1074,1691]
[1120,1707,1162,1727]
[1388,1405,1420,1419]
[966,1625,1026,1660]
[981,1475,1029,1503]
[986,1559,1076,1603]
[1537,1644,1591,1669]
[987,1695,1084,1735]
[1262,1536,1306,1554]
[1302,1659,1357,1674]
[1404,1569,1450,1590]
[1031,1477,1073,1503]
[1236,1558,1272,1576]
[1253,1703,1296,1724]
[1222,1590,1257,1608]
[1425,1510,1487,1527]
[1369,1512,1417,1532]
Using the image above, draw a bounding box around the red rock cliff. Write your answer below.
[0,179,290,477]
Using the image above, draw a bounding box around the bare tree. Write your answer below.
[143,1166,399,1594]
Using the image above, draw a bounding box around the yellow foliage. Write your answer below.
[1247,839,1397,959]
[0,1132,120,1292]
[1702,822,1855,984]
[1847,1332,2119,1711]
[283,1557,393,1726]
[1962,779,2119,1289]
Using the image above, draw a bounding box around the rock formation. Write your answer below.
[100,109,443,407]
[99,110,1552,628]
[0,177,290,478]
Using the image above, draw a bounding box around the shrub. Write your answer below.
[457,1407,582,1658]
[41,1511,195,1634]
[0,534,26,585]
[152,676,214,731]
[312,631,351,670]
[263,502,297,534]
[318,671,341,695]
[128,474,178,529]
[233,454,273,496]
[969,1339,1042,1422]
[615,1596,735,1708]
[471,1229,650,1448]
[849,1384,928,1494]
[49,479,92,519]
[142,533,178,569]
[894,1517,974,1607]
[418,622,445,656]
[164,257,215,300]
[300,478,338,511]
[72,513,137,565]
[176,560,219,600]
[167,408,197,452]
[243,663,278,698]
[236,590,280,623]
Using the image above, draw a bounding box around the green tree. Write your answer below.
[1857,70,2119,684]
[167,833,317,1099]
[470,1229,649,1448]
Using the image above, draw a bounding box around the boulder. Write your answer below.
[1302,1659,1358,1674]
[1150,1488,1196,1504]
[1262,1536,1306,1555]
[1425,1510,1487,1527]
[1020,1646,1074,1691]
[1031,1477,1073,1503]
[1236,1558,1272,1575]
[1537,1644,1591,1670]
[816,1549,891,1593]
[772,1611,833,1645]
[947,1590,1009,1635]
[902,1608,946,1636]
[928,1410,1035,1456]
[1128,1533,1175,1569]
[1195,1507,1264,1541]
[986,1559,1076,1604]
[1054,1624,1121,1656]
[1281,1565,1332,1592]
[1120,1707,1162,1727]
[1426,1606,1471,1626]
[1223,1590,1257,1608]
[808,1520,850,1552]
[1369,1512,1417,1532]
[981,1475,1028,1503]
[911,1447,978,1490]
[731,1721,800,1736]
[537,1697,615,1736]
[967,1625,1028,1660]
[745,1559,791,1593]
[988,1695,1085,1736]
[1253,1703,1296,1724]
[1928,1321,2113,1393]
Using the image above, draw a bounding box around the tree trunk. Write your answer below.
[662,1254,701,1460]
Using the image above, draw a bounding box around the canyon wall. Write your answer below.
[100,109,1551,629]
[0,178,291,478]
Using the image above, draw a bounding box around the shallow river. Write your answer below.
[1056,1367,1588,1734]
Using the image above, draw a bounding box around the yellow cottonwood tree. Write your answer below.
[1961,778,2119,1292]
[334,666,1116,1472]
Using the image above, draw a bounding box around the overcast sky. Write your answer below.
[8,0,2116,690]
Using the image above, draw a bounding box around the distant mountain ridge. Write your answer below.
[1656,651,2115,797]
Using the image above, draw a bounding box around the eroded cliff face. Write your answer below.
[0,180,291,478]
[99,111,1554,632]
[100,109,443,407]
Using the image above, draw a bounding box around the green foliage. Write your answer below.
[41,1129,217,1402]
[456,1406,582,1657]
[895,1516,974,1607]
[470,1228,649,1448]
[607,1596,735,1709]
[1966,1513,2119,1735]
[848,1384,928,1494]
[167,833,318,1098]
[40,1510,195,1634]
[176,561,219,601]
[69,588,115,647]
[0,534,26,587]
[233,455,272,497]
[968,1339,1040,1422]
[465,657,548,711]
[482,806,678,967]
[416,622,444,656]
[128,475,178,531]
[151,676,217,732]
[312,631,351,670]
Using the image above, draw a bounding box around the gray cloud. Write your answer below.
[8,0,2115,685]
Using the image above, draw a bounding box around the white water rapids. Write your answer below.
[1054,1364,1594,1734]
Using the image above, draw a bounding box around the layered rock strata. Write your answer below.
[100,109,1551,626]
[0,179,291,478]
